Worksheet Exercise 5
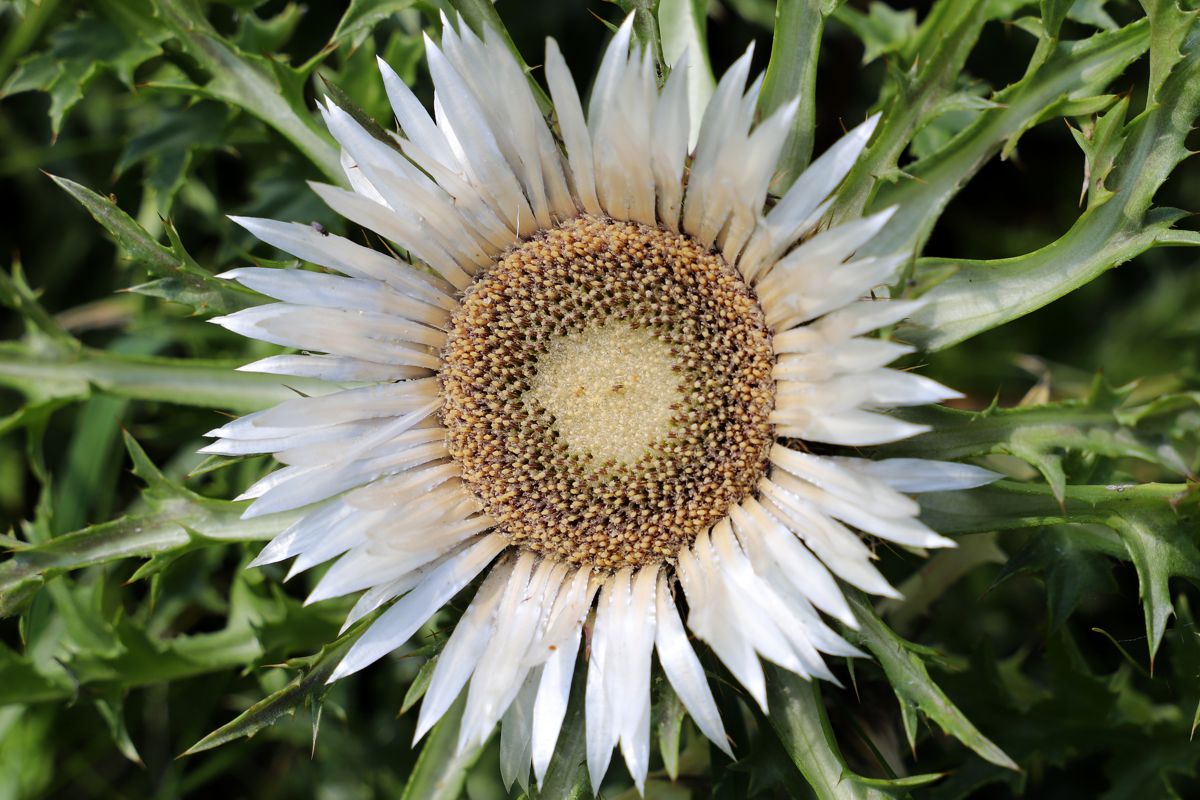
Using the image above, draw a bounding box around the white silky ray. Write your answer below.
[329,534,507,682]
[249,495,361,568]
[199,418,378,457]
[536,567,597,664]
[274,421,442,468]
[341,554,453,632]
[323,103,496,271]
[710,522,842,683]
[589,18,650,225]
[682,45,755,247]
[654,572,731,756]
[531,628,581,785]
[720,98,798,264]
[616,567,657,792]
[307,181,473,289]
[284,507,385,578]
[770,444,919,517]
[220,267,449,327]
[775,407,932,447]
[737,113,881,282]
[305,517,492,605]
[464,20,573,224]
[423,34,535,237]
[459,556,563,751]
[377,55,457,172]
[236,353,427,383]
[544,38,600,215]
[727,502,855,628]
[338,146,390,206]
[585,572,623,791]
[212,302,445,350]
[226,216,456,308]
[415,561,512,742]
[676,536,768,709]
[767,471,955,549]
[651,48,690,230]
[836,457,1001,493]
[761,254,909,330]
[242,439,447,518]
[773,339,914,381]
[757,492,899,599]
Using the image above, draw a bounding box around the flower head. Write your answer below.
[207,14,995,792]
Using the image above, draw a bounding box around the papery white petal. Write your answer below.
[654,573,731,756]
[711,522,844,682]
[738,114,880,280]
[211,379,438,438]
[770,444,919,517]
[378,55,458,171]
[329,534,507,682]
[532,628,581,786]
[677,534,767,708]
[585,570,625,791]
[460,555,563,751]
[341,553,455,632]
[414,559,512,742]
[323,103,497,271]
[424,33,535,236]
[545,38,600,215]
[236,354,426,382]
[775,408,930,447]
[682,44,755,247]
[617,566,657,792]
[836,457,1001,493]
[227,215,455,309]
[728,500,856,628]
[758,494,900,599]
[760,254,908,329]
[220,267,449,327]
[757,207,896,296]
[651,49,690,230]
[307,181,474,289]
[242,436,447,518]
[306,517,491,604]
[768,472,956,549]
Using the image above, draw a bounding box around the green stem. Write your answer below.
[918,479,1194,536]
[0,342,334,414]
[759,0,833,187]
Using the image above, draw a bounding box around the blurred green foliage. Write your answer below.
[0,0,1199,798]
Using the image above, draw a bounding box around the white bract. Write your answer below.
[208,14,996,794]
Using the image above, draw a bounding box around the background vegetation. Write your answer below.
[0,0,1198,798]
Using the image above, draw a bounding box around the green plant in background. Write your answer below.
[0,1,1198,798]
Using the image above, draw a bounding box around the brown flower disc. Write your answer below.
[439,215,775,568]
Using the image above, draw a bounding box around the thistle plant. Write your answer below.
[1,1,1199,798]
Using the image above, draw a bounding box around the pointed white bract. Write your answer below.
[209,12,992,794]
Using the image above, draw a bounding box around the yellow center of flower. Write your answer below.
[527,322,681,467]
[439,215,775,568]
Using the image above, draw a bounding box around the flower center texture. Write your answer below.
[440,216,775,568]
